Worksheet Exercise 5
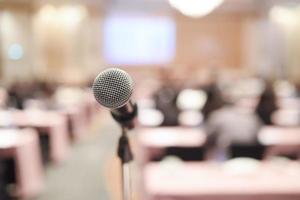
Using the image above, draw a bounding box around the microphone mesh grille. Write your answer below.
[92,68,133,109]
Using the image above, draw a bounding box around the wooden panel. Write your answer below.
[174,13,244,68]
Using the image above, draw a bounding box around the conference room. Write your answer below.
[0,0,300,199]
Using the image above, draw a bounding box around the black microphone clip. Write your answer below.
[111,102,138,129]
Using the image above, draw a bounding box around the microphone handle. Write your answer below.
[111,101,138,129]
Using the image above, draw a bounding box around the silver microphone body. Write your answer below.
[92,68,138,129]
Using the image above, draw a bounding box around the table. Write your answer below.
[144,161,300,200]
[56,90,99,141]
[0,129,44,199]
[0,110,70,164]
[58,107,86,142]
[137,126,300,161]
[259,126,300,159]
[137,127,206,162]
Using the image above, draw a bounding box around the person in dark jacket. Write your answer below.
[153,82,180,126]
[202,83,225,121]
[255,83,278,125]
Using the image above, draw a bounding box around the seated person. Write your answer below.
[205,100,263,161]
[201,82,225,121]
[255,83,278,125]
[153,83,180,126]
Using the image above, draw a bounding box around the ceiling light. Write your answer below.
[168,0,224,18]
[270,6,297,27]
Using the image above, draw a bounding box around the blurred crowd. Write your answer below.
[0,68,300,199]
[0,79,97,200]
[2,80,94,111]
[139,68,300,161]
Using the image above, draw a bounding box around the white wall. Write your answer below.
[241,16,286,79]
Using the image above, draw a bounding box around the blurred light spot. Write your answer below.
[274,80,297,98]
[168,0,224,18]
[177,89,207,110]
[178,110,203,126]
[103,14,176,65]
[223,158,260,175]
[8,44,23,60]
[37,4,87,27]
[270,6,297,27]
[59,5,87,26]
[138,108,164,127]
[38,4,57,23]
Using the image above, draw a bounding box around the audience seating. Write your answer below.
[0,110,70,164]
[137,127,206,162]
[0,129,44,199]
[259,126,300,160]
[144,161,300,200]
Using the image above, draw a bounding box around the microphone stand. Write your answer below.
[112,102,137,200]
[117,126,133,200]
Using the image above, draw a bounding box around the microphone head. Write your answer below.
[92,68,134,109]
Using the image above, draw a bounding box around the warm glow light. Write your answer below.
[178,111,203,126]
[177,89,207,110]
[138,108,164,127]
[168,0,224,18]
[58,5,87,26]
[38,4,57,23]
[37,4,87,26]
[270,6,297,27]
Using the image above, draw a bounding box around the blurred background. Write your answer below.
[0,0,300,199]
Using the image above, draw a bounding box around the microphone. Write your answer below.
[92,68,138,129]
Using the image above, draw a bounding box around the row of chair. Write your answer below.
[0,89,99,199]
